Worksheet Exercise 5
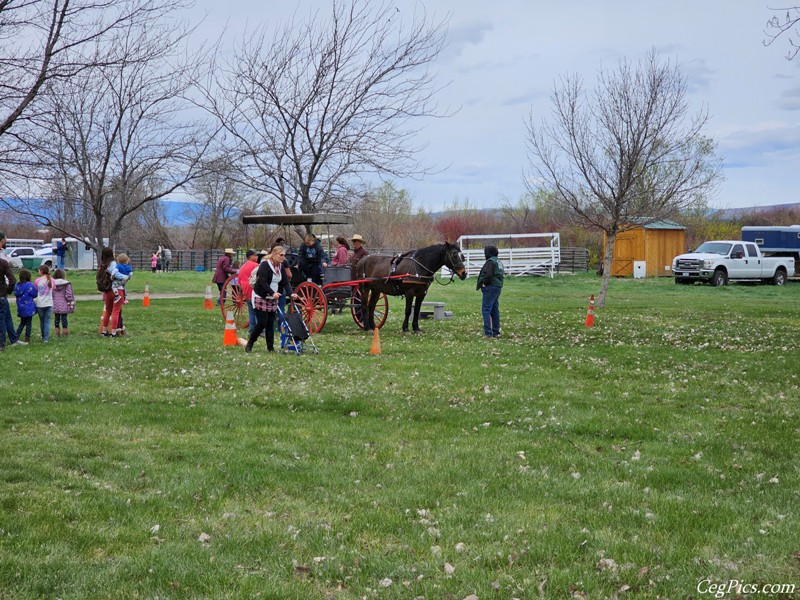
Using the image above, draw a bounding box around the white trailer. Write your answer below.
[60,237,107,270]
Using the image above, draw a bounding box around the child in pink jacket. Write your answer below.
[52,268,75,337]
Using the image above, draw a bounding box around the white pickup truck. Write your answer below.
[672,240,795,286]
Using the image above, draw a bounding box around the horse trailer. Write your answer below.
[741,225,800,260]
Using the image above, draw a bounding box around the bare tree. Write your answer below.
[183,158,267,249]
[764,6,800,59]
[526,50,722,307]
[353,181,422,250]
[500,190,565,234]
[119,199,173,250]
[1,0,214,255]
[202,0,448,228]
[0,0,173,160]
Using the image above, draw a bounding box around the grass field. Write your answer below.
[1,273,798,599]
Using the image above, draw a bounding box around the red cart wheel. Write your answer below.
[351,286,388,330]
[220,275,249,330]
[294,281,328,334]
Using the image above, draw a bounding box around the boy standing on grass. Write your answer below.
[476,244,504,339]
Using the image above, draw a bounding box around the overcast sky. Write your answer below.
[193,0,799,212]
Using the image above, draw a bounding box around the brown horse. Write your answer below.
[355,242,467,333]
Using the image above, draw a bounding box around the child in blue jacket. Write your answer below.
[14,269,37,343]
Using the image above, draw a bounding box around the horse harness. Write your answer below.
[387,251,432,287]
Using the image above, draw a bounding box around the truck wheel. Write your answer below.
[710,269,727,287]
[771,269,787,286]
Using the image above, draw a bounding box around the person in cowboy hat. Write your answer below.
[212,247,237,302]
[348,234,369,273]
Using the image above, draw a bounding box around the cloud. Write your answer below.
[440,20,494,61]
[684,58,714,93]
[717,121,800,167]
[778,86,800,110]
[501,89,546,107]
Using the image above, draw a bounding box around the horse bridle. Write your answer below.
[434,247,465,285]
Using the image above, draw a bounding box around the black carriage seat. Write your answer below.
[323,265,353,302]
[323,265,353,285]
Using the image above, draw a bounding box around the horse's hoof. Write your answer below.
[413,329,423,335]
[401,330,411,335]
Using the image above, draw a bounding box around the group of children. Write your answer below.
[11,253,134,343]
[13,265,75,343]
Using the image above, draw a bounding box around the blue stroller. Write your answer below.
[278,305,318,354]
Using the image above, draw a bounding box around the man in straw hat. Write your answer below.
[212,247,237,302]
[349,234,369,273]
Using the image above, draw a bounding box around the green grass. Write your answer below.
[2,274,798,599]
[62,269,213,296]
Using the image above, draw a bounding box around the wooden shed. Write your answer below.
[604,220,686,277]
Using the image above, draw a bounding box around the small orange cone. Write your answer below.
[203,284,214,310]
[223,310,238,346]
[370,326,381,355]
[585,294,595,328]
[143,283,151,307]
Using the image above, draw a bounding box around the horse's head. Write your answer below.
[444,242,467,280]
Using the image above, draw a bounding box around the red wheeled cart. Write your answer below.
[220,213,390,334]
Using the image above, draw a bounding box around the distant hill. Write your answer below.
[160,199,204,225]
[1,197,204,226]
[712,202,800,220]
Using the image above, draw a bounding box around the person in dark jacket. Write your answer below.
[55,238,67,270]
[245,244,298,353]
[0,231,25,350]
[212,248,237,303]
[476,244,504,339]
[297,234,328,285]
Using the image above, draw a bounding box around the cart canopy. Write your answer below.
[242,213,354,226]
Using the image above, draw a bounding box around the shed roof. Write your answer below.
[629,218,685,230]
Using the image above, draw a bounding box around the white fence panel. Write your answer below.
[442,233,561,278]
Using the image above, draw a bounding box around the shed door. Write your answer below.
[612,233,637,276]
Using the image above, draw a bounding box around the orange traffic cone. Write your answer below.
[370,326,381,355]
[585,294,595,328]
[223,310,238,346]
[143,283,151,307]
[203,284,214,310]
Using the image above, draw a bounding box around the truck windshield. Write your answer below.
[694,242,732,255]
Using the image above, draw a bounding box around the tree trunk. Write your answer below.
[597,233,615,308]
